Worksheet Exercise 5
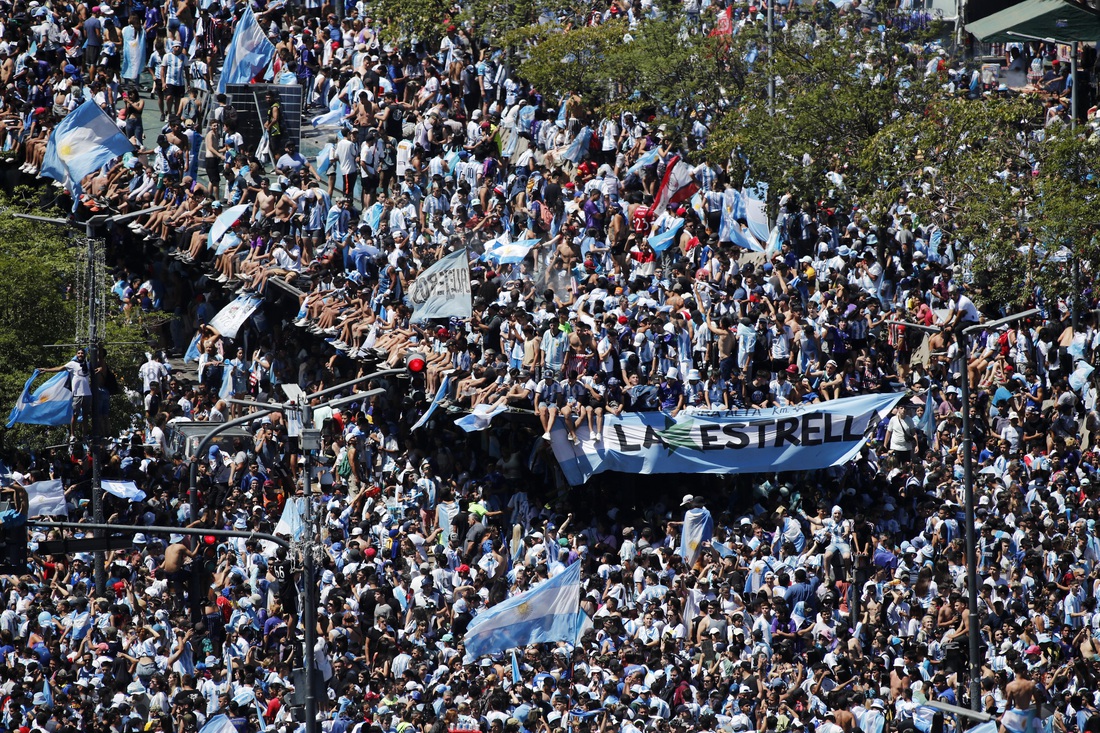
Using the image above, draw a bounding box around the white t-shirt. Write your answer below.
[65,359,93,397]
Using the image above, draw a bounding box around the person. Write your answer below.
[38,349,93,438]
[12,5,1100,732]
[264,91,285,155]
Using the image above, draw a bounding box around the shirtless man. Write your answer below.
[1002,665,1041,733]
[250,178,283,228]
[162,538,198,611]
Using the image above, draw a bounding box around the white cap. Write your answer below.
[681,494,694,507]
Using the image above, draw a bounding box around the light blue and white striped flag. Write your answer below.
[560,127,592,165]
[680,505,713,565]
[26,479,67,518]
[6,371,73,429]
[40,99,134,198]
[101,480,147,503]
[648,219,684,254]
[463,560,586,657]
[121,26,145,82]
[216,6,276,93]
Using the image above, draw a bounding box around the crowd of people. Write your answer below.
[3,2,1100,733]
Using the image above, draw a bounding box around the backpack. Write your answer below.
[538,200,554,231]
[787,212,803,244]
[336,447,352,478]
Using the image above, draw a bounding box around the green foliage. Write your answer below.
[366,0,454,45]
[0,200,153,454]
[510,21,631,106]
[707,18,940,204]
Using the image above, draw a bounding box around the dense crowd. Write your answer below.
[2,2,1100,733]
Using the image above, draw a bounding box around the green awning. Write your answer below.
[966,0,1100,42]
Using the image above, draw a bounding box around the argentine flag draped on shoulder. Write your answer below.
[463,560,588,658]
[680,496,714,566]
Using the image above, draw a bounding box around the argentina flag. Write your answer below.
[648,219,683,254]
[40,100,134,198]
[6,370,73,428]
[216,6,277,93]
[560,127,592,165]
[680,504,714,566]
[463,560,587,658]
[121,25,145,82]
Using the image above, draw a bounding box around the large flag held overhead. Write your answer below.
[560,127,592,165]
[216,6,277,93]
[463,560,587,657]
[652,155,699,217]
[25,479,67,518]
[40,99,135,198]
[648,219,684,254]
[627,147,660,176]
[409,249,472,323]
[6,370,74,428]
[483,237,542,265]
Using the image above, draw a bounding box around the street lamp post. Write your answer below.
[221,370,399,733]
[956,308,1037,710]
[890,310,1037,710]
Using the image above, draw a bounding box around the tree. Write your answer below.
[0,199,150,454]
[706,15,940,203]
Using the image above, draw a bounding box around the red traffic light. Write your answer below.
[405,351,426,374]
[203,535,218,546]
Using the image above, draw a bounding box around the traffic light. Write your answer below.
[201,535,218,573]
[0,521,28,575]
[405,351,426,374]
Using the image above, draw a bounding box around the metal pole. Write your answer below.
[1073,256,1081,331]
[301,405,319,733]
[767,0,774,117]
[954,308,1038,710]
[85,224,106,597]
[30,520,292,549]
[957,326,981,711]
[1072,42,1078,130]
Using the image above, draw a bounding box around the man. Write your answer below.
[160,41,187,121]
[38,349,93,438]
[334,127,359,199]
[264,91,285,154]
[1002,665,1041,733]
[534,368,563,442]
[276,142,307,175]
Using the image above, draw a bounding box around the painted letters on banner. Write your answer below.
[548,392,905,485]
